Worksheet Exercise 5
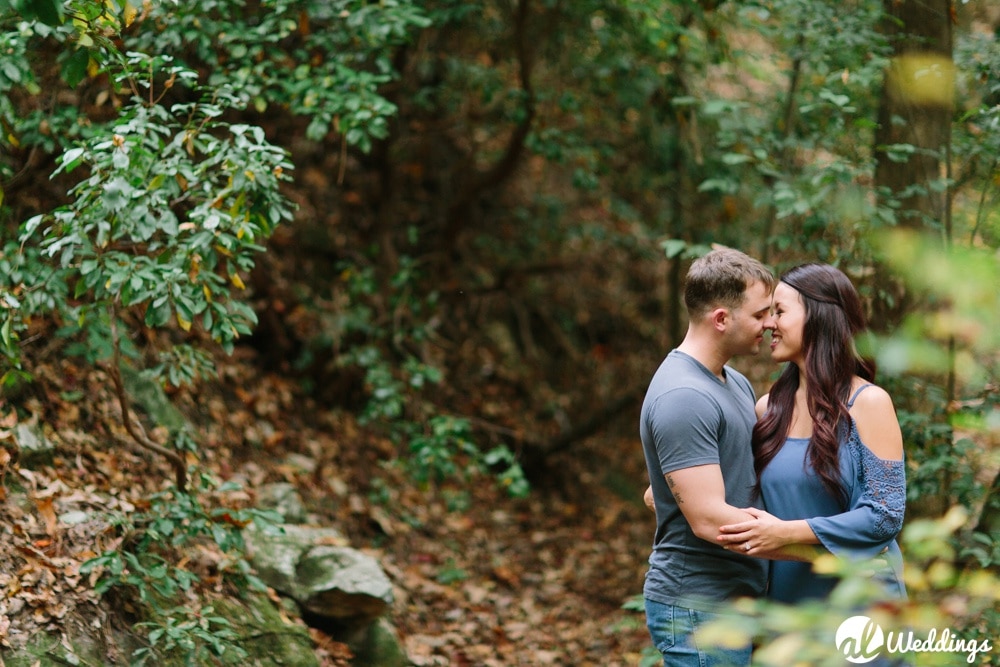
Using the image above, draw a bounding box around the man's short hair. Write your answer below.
[684,248,775,316]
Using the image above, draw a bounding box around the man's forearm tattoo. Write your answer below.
[666,473,683,504]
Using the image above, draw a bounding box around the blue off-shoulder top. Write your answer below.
[760,384,908,603]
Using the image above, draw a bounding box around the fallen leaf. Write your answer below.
[0,407,17,428]
[35,497,58,538]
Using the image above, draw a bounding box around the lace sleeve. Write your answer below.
[805,423,906,559]
[855,435,906,540]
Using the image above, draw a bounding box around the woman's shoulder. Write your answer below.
[755,393,769,419]
[847,381,903,461]
[848,381,894,412]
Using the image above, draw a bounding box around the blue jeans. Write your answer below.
[645,599,752,667]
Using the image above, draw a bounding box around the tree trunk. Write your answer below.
[871,0,954,329]
[874,0,953,228]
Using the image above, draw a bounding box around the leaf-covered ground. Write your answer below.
[0,345,655,666]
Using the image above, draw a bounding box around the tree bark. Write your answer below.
[871,0,954,329]
[874,0,953,229]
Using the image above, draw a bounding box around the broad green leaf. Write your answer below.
[1,315,12,349]
[721,152,752,166]
[14,0,62,25]
[61,49,90,88]
[145,299,171,327]
[59,148,86,171]
[660,238,687,259]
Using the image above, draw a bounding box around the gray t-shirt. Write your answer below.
[640,350,767,611]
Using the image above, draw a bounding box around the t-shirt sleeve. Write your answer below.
[806,439,906,559]
[644,388,722,474]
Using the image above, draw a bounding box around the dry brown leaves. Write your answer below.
[2,345,654,666]
[0,467,110,651]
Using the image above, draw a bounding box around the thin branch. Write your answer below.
[1,140,47,193]
[944,10,956,408]
[107,305,187,491]
[338,132,348,185]
[968,156,999,245]
[761,30,807,263]
[528,385,646,459]
[443,0,538,241]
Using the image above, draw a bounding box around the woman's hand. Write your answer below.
[717,508,820,560]
[717,507,791,555]
[716,507,789,556]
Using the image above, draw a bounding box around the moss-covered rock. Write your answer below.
[211,595,319,667]
[349,617,409,667]
[0,590,319,667]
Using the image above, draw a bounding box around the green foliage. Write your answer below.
[124,0,429,150]
[0,26,38,187]
[660,238,713,260]
[0,244,49,391]
[908,434,984,508]
[878,230,1000,354]
[150,344,219,389]
[408,415,528,498]
[855,231,1000,530]
[434,558,469,585]
[954,27,1000,248]
[698,0,895,258]
[79,476,281,664]
[623,508,1000,666]
[303,248,529,499]
[8,0,529,497]
[80,480,277,602]
[22,65,293,355]
[1,0,426,377]
[322,251,530,497]
[134,605,246,667]
[4,0,999,620]
[4,0,63,26]
[2,1,295,490]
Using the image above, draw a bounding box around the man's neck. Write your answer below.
[676,336,729,381]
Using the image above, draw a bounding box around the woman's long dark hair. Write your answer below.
[752,264,876,506]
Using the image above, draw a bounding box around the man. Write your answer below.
[640,247,775,666]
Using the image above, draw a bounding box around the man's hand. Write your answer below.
[643,485,654,512]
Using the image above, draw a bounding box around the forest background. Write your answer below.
[1,0,999,665]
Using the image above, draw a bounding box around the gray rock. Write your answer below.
[14,422,54,467]
[246,524,345,594]
[243,520,406,665]
[296,545,394,622]
[58,510,92,526]
[257,482,308,523]
[349,617,410,667]
[246,524,392,624]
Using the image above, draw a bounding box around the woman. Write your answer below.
[716,263,907,604]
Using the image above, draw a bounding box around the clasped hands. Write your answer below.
[716,507,789,558]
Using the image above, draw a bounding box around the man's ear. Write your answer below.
[710,307,728,332]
